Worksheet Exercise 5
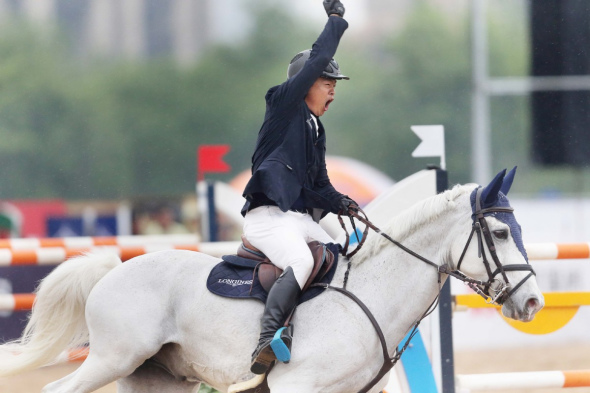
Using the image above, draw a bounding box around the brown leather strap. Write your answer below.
[302,242,334,292]
[311,283,393,393]
[338,208,370,259]
[311,282,437,393]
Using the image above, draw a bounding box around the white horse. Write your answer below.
[0,171,544,393]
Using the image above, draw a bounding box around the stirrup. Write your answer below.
[270,326,292,363]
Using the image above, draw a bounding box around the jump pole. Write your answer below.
[455,291,590,309]
[0,293,36,312]
[6,290,589,315]
[456,370,590,391]
[0,241,241,265]
[0,245,199,266]
[0,234,199,249]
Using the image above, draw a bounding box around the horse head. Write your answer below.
[451,167,544,322]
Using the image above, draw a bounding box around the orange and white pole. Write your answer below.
[456,369,590,390]
[525,242,590,260]
[455,291,590,309]
[0,234,199,249]
[0,245,199,266]
[0,293,36,312]
[5,240,590,261]
[57,347,89,363]
[0,240,240,265]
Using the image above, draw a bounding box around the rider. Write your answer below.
[241,0,358,375]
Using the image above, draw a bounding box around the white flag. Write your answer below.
[411,125,446,170]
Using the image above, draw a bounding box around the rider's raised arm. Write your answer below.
[269,14,348,115]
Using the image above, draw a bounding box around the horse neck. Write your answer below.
[339,200,463,349]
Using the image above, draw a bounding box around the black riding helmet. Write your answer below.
[287,49,349,80]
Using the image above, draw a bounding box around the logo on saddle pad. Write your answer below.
[218,278,253,287]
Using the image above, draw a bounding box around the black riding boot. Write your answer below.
[250,266,302,374]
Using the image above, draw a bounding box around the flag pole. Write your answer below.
[196,145,232,242]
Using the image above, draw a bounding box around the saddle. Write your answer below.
[238,235,335,293]
[206,236,340,304]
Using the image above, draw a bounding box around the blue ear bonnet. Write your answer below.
[470,188,529,263]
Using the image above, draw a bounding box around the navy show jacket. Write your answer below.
[241,16,349,219]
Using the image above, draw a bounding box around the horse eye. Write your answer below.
[493,229,509,240]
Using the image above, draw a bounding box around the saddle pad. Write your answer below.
[206,253,339,305]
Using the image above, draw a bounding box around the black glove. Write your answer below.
[323,0,345,17]
[339,196,359,216]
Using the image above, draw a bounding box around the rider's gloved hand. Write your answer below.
[339,196,359,216]
[323,0,345,17]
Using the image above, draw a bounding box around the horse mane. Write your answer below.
[352,183,476,263]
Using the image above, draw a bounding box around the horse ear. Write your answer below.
[500,166,517,196]
[481,169,507,207]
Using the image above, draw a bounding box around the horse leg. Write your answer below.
[39,367,81,393]
[118,361,201,393]
[41,342,162,393]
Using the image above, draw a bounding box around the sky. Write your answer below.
[292,0,368,26]
[209,0,368,45]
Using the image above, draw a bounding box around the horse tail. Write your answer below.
[0,252,122,377]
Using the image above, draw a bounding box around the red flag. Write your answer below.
[197,145,231,181]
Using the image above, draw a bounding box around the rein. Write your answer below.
[340,208,495,298]
[311,281,439,393]
[317,191,536,393]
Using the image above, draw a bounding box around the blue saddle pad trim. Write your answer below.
[206,243,340,304]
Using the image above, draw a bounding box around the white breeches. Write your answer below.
[243,206,334,289]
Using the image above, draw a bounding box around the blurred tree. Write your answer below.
[0,6,311,199]
[0,26,132,199]
[0,1,545,199]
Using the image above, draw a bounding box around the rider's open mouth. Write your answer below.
[324,99,334,112]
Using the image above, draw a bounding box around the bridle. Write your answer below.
[316,189,536,392]
[454,186,536,305]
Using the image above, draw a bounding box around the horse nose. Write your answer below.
[525,296,543,318]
